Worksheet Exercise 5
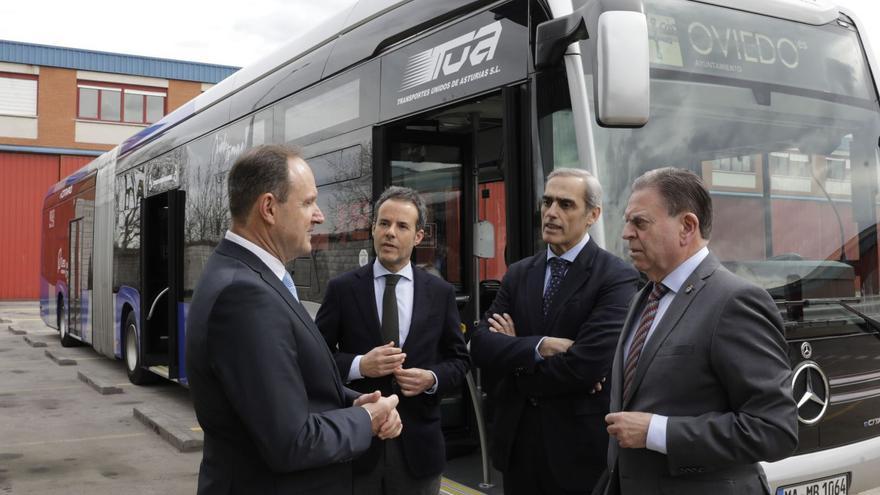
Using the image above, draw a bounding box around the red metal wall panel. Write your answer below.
[0,152,60,299]
[60,155,93,178]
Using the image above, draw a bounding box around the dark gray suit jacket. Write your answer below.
[603,253,798,495]
[186,239,373,495]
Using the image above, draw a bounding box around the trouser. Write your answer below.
[353,437,441,495]
[502,405,591,495]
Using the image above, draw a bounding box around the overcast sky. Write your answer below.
[0,0,877,69]
[0,0,357,68]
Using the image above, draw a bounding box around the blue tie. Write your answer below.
[543,257,570,316]
[281,272,299,301]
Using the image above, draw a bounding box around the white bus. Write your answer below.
[40,0,880,492]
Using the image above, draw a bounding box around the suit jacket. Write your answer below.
[315,263,470,478]
[602,253,798,495]
[470,238,639,491]
[185,239,373,495]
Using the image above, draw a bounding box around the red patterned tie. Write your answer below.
[623,283,669,402]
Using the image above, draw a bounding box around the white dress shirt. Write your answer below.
[348,261,438,394]
[624,246,709,454]
[534,233,591,361]
[224,231,297,300]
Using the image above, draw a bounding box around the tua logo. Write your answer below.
[866,417,880,428]
[400,20,502,91]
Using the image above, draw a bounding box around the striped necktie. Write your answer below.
[623,282,669,402]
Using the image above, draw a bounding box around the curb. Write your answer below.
[77,371,123,395]
[133,406,203,453]
[8,325,26,335]
[45,349,77,366]
[23,335,47,347]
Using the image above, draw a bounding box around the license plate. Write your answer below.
[776,473,850,495]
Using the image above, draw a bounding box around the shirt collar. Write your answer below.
[373,259,414,281]
[660,246,710,294]
[225,230,288,282]
[547,232,591,264]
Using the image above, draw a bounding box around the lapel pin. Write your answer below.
[684,285,694,294]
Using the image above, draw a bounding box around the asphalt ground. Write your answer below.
[0,300,876,495]
[0,301,497,495]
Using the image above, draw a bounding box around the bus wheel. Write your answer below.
[57,296,77,348]
[124,311,157,385]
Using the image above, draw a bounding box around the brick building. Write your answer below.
[0,40,238,299]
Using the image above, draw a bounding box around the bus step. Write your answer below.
[149,365,170,379]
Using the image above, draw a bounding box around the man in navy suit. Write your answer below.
[317,186,470,495]
[186,145,402,495]
[470,168,638,494]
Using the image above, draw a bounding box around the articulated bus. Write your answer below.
[40,0,880,492]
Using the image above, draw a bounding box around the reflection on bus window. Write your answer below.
[391,142,464,285]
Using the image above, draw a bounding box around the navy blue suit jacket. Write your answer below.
[470,238,638,491]
[316,263,470,478]
[186,239,373,495]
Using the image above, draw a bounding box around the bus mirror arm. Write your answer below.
[534,8,589,70]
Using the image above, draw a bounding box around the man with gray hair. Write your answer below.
[317,185,470,495]
[471,168,638,494]
[599,167,797,494]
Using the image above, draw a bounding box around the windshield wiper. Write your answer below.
[786,297,880,339]
[834,300,880,339]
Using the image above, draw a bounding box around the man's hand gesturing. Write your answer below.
[360,342,406,377]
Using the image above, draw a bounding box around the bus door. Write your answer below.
[140,189,185,380]
[375,87,528,467]
[376,90,526,323]
[68,218,83,338]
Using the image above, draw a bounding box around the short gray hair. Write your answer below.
[632,167,712,239]
[547,168,603,209]
[373,186,428,230]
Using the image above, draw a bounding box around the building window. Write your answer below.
[0,73,37,116]
[78,82,166,124]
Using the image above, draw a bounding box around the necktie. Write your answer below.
[381,274,402,345]
[543,257,571,316]
[281,272,299,302]
[623,282,669,402]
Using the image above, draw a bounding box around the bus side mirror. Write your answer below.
[534,8,590,70]
[596,9,650,127]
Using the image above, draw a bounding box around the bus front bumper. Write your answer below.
[763,434,880,493]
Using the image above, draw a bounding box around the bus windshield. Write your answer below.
[541,0,880,317]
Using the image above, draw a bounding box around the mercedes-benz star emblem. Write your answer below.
[801,341,813,359]
[791,361,830,425]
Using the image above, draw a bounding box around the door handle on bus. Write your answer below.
[147,287,170,321]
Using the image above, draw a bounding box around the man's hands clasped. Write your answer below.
[355,391,403,439]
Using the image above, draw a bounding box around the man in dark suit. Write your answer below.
[601,167,798,494]
[186,145,402,495]
[316,186,470,495]
[470,168,639,495]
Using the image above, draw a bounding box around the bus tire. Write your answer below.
[57,296,78,348]
[123,311,157,385]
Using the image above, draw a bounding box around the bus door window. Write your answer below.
[68,217,82,337]
[389,137,465,286]
[382,92,510,326]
